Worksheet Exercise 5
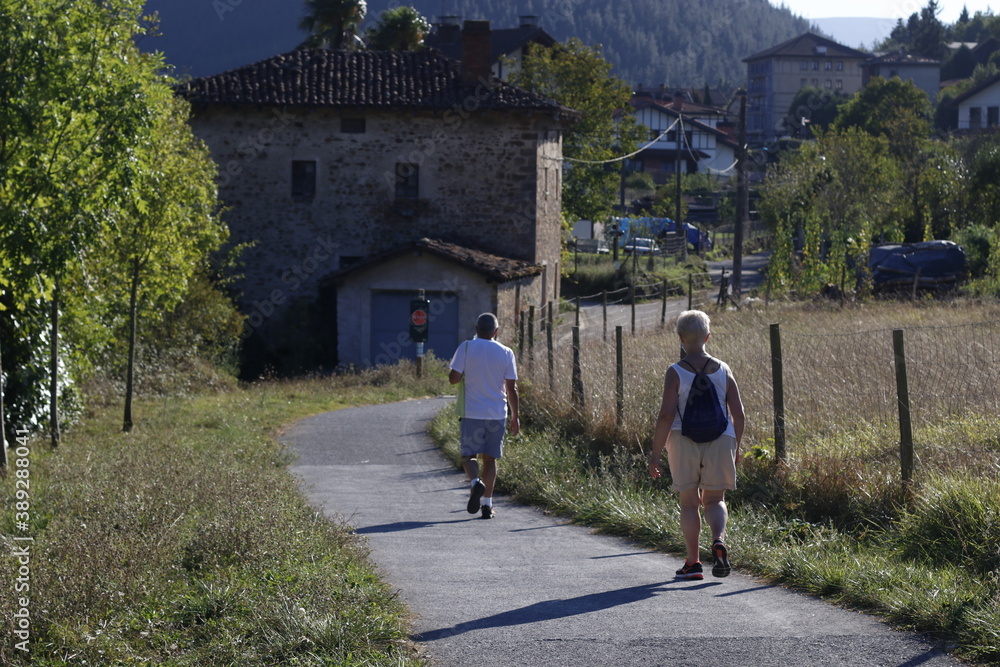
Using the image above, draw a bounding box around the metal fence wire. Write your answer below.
[520,300,1000,478]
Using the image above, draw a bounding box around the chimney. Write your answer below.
[436,15,462,44]
[461,20,492,83]
[673,90,685,109]
[519,15,539,28]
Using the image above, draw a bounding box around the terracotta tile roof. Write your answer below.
[176,48,575,118]
[330,238,544,283]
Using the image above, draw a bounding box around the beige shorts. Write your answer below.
[665,430,737,492]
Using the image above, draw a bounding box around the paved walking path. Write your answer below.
[285,398,961,667]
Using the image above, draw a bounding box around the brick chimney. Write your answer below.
[461,20,492,83]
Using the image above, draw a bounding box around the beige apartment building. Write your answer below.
[745,33,867,144]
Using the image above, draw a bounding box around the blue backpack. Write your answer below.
[679,357,729,443]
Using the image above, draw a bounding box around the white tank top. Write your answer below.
[670,359,735,438]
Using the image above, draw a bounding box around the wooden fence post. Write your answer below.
[528,305,535,376]
[688,273,693,311]
[660,279,667,327]
[893,329,914,486]
[575,296,580,327]
[615,325,624,427]
[630,284,636,335]
[572,326,584,409]
[547,301,554,391]
[518,310,525,358]
[602,290,608,342]
[770,323,786,463]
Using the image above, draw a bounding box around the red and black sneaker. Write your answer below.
[675,560,704,580]
[712,539,731,578]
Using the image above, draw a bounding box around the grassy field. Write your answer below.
[4,299,999,665]
[432,299,1000,665]
[0,361,451,665]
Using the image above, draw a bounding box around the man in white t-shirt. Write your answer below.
[448,312,519,519]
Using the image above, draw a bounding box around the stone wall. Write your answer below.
[188,104,564,368]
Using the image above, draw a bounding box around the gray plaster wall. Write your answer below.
[338,253,497,367]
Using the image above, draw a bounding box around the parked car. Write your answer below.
[868,241,966,292]
[624,237,658,255]
[573,238,610,254]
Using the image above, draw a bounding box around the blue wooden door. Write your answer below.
[370,291,460,366]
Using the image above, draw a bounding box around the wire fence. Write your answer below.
[516,296,1000,482]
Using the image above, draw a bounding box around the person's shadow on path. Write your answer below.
[414,580,719,641]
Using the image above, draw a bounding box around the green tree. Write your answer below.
[760,129,902,294]
[507,37,646,224]
[300,0,367,49]
[95,89,226,432]
[0,0,156,447]
[365,6,429,51]
[785,86,852,137]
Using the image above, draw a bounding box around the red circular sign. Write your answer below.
[411,309,428,326]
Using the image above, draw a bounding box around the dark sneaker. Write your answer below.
[481,505,494,519]
[712,540,731,577]
[467,480,485,514]
[675,561,704,580]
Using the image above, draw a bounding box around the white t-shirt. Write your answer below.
[450,337,518,420]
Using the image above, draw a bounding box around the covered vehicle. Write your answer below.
[868,241,966,291]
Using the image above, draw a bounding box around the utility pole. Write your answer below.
[675,115,687,261]
[732,89,748,299]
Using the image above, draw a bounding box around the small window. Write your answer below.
[825,61,832,70]
[825,79,832,88]
[970,107,983,129]
[836,80,843,89]
[291,160,316,199]
[811,79,819,86]
[836,61,844,71]
[341,117,366,133]
[800,59,808,70]
[394,162,419,199]
[989,106,999,126]
[812,60,819,70]
[801,78,808,87]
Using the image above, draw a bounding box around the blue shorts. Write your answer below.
[459,418,506,459]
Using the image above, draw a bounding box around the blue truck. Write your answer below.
[610,217,712,252]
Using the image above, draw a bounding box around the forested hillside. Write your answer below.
[144,0,812,88]
[387,0,813,87]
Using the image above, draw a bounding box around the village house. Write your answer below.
[424,14,557,81]
[177,20,575,374]
[744,33,868,144]
[861,51,941,101]
[951,71,1000,130]
[628,91,738,183]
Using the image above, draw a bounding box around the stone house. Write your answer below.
[177,20,575,373]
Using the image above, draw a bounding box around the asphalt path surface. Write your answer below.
[563,251,772,345]
[286,399,962,667]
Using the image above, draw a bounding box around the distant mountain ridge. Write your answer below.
[143,0,813,89]
[810,17,895,49]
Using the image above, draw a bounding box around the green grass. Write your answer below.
[0,359,451,665]
[562,252,711,300]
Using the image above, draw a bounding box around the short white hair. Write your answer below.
[676,310,710,344]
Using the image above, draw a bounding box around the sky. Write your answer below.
[774,0,994,23]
